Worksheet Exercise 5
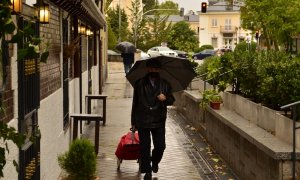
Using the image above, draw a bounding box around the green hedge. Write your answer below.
[197,47,300,110]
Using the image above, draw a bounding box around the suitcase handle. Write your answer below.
[130,128,137,144]
[130,127,136,132]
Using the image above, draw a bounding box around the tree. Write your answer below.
[106,6,129,42]
[158,1,179,15]
[107,21,117,50]
[143,0,156,14]
[145,11,173,49]
[167,21,199,52]
[105,0,114,11]
[128,0,145,47]
[240,0,300,51]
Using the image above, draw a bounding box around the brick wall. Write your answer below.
[0,38,14,123]
[0,66,14,123]
[39,4,61,100]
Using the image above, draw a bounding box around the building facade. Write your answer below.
[2,0,107,179]
[198,1,251,50]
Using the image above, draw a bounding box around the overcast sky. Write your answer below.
[158,0,209,13]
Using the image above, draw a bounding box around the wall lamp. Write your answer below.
[86,29,92,36]
[80,25,86,35]
[10,0,22,14]
[34,0,50,24]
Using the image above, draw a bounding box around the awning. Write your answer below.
[50,0,106,29]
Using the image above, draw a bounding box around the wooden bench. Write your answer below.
[70,114,102,154]
[85,94,107,125]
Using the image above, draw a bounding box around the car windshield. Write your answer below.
[158,47,171,51]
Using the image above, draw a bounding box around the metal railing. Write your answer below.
[197,67,233,92]
[281,101,300,180]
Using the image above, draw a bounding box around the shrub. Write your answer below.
[234,41,257,53]
[58,139,97,180]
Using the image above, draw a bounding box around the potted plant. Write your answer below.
[58,138,98,180]
[200,89,223,110]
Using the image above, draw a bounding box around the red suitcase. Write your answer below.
[115,130,141,170]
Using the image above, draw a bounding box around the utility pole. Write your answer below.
[118,0,121,42]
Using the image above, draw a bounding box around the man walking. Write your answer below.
[121,52,134,74]
[131,59,175,180]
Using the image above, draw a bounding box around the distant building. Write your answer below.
[146,14,199,37]
[198,1,251,49]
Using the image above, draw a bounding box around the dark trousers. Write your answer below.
[123,63,132,74]
[138,127,166,173]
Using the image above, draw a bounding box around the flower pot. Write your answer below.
[210,102,221,110]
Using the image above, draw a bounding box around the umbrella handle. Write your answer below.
[159,81,166,107]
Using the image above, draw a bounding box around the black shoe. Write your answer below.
[152,163,158,173]
[144,172,152,180]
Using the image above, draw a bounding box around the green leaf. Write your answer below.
[40,51,49,63]
[23,24,34,36]
[9,31,23,43]
[13,160,19,173]
[17,49,28,60]
[31,37,42,45]
[4,20,15,34]
[26,46,39,59]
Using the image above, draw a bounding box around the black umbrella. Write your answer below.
[126,56,197,92]
[115,41,136,53]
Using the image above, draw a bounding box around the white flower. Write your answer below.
[29,43,40,53]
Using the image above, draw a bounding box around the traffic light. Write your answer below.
[180,8,184,16]
[201,2,207,13]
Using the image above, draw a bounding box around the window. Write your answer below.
[225,19,232,30]
[212,18,217,27]
[211,38,218,48]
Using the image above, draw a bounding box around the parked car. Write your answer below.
[192,49,216,60]
[140,50,150,60]
[147,46,178,57]
[173,50,188,59]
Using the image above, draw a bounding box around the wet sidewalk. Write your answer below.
[85,62,236,180]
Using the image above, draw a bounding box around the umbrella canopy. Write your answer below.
[115,41,136,53]
[126,56,197,93]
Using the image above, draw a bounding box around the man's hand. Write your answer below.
[131,125,136,132]
[157,93,166,101]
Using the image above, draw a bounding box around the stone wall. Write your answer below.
[108,55,122,62]
[173,91,204,131]
[206,111,281,179]
[173,89,300,179]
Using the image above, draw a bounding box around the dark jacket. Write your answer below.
[121,53,134,65]
[131,75,175,129]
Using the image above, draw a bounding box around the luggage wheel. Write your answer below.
[117,158,122,170]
